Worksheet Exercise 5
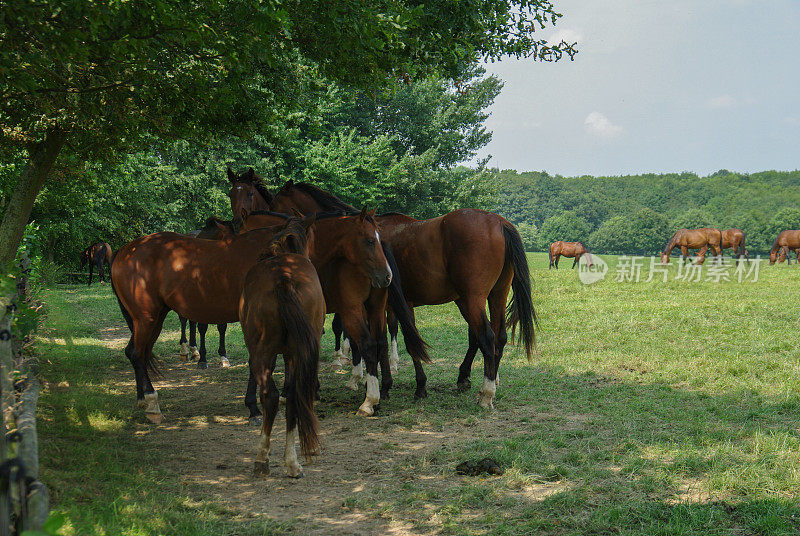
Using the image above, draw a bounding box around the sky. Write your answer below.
[474,0,800,177]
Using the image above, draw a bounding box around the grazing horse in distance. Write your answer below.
[720,228,748,261]
[240,216,323,478]
[660,228,723,265]
[769,230,800,265]
[80,242,113,285]
[269,180,537,410]
[549,241,592,269]
[112,211,395,423]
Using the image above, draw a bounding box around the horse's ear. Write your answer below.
[359,206,368,221]
[227,167,236,183]
[245,167,255,181]
[301,213,316,230]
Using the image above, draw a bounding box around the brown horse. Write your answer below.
[240,216,323,478]
[80,242,113,285]
[720,228,748,260]
[111,211,393,423]
[769,230,800,265]
[227,167,272,232]
[660,228,723,265]
[268,181,537,409]
[548,241,593,269]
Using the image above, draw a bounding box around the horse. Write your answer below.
[240,216,323,478]
[720,228,748,261]
[769,230,800,265]
[80,242,113,285]
[111,210,394,423]
[268,181,537,409]
[240,209,429,417]
[227,167,272,232]
[660,228,723,265]
[549,241,593,269]
[177,217,237,368]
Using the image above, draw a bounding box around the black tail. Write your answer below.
[382,242,431,364]
[275,278,320,460]
[548,244,553,269]
[740,232,748,260]
[503,223,538,361]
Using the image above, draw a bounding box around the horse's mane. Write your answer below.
[286,182,359,215]
[663,231,680,253]
[257,219,310,261]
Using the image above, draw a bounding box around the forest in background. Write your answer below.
[495,168,800,256]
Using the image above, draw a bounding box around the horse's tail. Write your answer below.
[740,231,747,259]
[275,277,320,461]
[383,242,431,364]
[548,243,553,268]
[503,223,537,361]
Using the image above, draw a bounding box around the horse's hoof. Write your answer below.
[146,412,164,424]
[197,361,209,370]
[254,461,270,476]
[190,348,200,360]
[286,468,305,479]
[248,416,263,427]
[414,388,428,400]
[477,397,495,410]
[390,364,399,375]
[137,398,148,410]
[220,356,231,368]
[456,380,471,393]
[356,406,374,416]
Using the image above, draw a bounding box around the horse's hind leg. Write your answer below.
[456,330,479,392]
[282,360,304,478]
[132,310,169,423]
[244,370,261,425]
[178,316,190,360]
[254,373,280,476]
[387,308,401,375]
[196,323,209,369]
[217,324,230,367]
[455,297,496,409]
[487,269,513,398]
[572,255,579,269]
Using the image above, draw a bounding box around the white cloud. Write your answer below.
[584,112,623,139]
[708,94,738,108]
[549,28,582,45]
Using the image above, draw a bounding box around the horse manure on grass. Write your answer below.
[456,458,504,476]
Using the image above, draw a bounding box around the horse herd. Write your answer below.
[96,168,536,477]
[547,227,800,268]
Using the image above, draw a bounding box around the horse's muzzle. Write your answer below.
[372,267,392,288]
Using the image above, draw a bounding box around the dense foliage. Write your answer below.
[494,169,800,255]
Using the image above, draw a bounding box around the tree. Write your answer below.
[0,0,578,265]
[538,211,591,249]
[516,222,539,251]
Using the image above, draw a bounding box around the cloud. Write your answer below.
[584,112,623,139]
[549,27,582,45]
[707,94,738,108]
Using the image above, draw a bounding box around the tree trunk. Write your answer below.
[0,129,68,267]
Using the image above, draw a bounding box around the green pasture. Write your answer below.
[35,253,800,535]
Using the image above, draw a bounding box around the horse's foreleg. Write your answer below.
[342,313,379,415]
[330,314,348,370]
[367,292,391,400]
[554,254,560,269]
[217,323,230,367]
[572,254,579,269]
[189,321,200,359]
[179,316,190,360]
[196,323,209,369]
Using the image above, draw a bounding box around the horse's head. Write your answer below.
[227,167,272,232]
[340,207,392,288]
[261,213,316,259]
[271,179,324,216]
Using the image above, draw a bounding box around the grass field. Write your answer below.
[35,253,800,535]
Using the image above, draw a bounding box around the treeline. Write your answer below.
[5,67,500,269]
[494,169,800,255]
